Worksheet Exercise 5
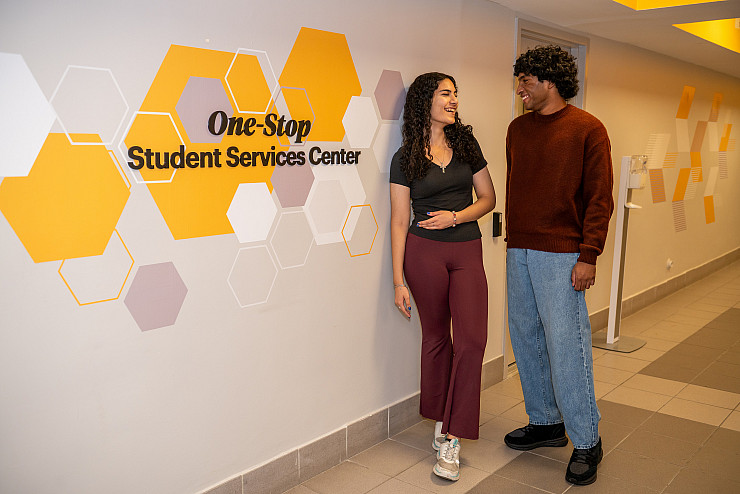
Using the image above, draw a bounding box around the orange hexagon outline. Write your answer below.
[58,229,135,306]
[341,204,378,257]
[225,48,279,115]
[117,111,185,184]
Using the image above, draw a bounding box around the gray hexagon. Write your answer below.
[374,70,405,121]
[124,262,188,331]
[270,211,314,269]
[271,159,315,208]
[305,179,349,245]
[175,76,233,144]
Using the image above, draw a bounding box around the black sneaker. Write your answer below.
[504,423,568,450]
[566,437,603,485]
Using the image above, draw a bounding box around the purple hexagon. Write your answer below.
[175,77,233,144]
[374,70,405,121]
[271,161,315,207]
[124,262,187,332]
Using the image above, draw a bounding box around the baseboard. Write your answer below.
[589,247,740,332]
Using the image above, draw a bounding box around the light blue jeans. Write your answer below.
[507,248,600,449]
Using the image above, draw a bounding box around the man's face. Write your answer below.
[516,73,549,113]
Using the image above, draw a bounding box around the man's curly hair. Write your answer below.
[399,72,480,183]
[514,45,579,101]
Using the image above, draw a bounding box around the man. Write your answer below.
[504,45,614,486]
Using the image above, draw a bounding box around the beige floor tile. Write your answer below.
[664,466,740,494]
[643,338,679,352]
[594,353,650,373]
[638,413,716,445]
[284,485,320,494]
[720,411,740,432]
[640,327,694,343]
[593,364,634,385]
[494,452,571,493]
[395,455,490,494]
[620,374,687,396]
[597,400,654,428]
[594,380,617,399]
[676,384,740,409]
[366,478,434,494]
[623,346,665,362]
[303,461,389,494]
[659,398,732,426]
[698,296,736,308]
[666,313,716,327]
[479,388,522,416]
[499,402,529,423]
[479,410,495,426]
[616,429,701,466]
[687,301,730,314]
[478,415,527,443]
[468,473,554,494]
[486,376,524,400]
[602,386,672,412]
[350,440,431,477]
[459,437,521,473]
[591,347,608,359]
[391,420,435,454]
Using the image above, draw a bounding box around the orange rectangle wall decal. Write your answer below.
[649,169,666,203]
[720,124,732,152]
[704,196,715,224]
[709,93,722,122]
[672,168,691,202]
[676,86,695,119]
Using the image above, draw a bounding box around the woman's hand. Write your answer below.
[417,210,455,230]
[394,285,412,319]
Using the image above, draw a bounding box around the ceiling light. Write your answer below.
[613,0,727,10]
[673,18,740,54]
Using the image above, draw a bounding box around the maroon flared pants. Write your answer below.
[403,233,488,439]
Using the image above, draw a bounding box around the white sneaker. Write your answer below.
[433,438,460,481]
[432,421,446,453]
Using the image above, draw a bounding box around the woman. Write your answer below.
[390,72,495,481]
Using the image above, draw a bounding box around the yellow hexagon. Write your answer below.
[226,52,275,114]
[129,44,283,240]
[0,133,130,262]
[279,28,362,142]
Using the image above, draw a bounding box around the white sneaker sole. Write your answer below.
[433,463,460,481]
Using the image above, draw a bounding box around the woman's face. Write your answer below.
[429,78,457,128]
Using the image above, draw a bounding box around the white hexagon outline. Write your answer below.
[225,48,279,115]
[226,182,279,244]
[117,111,185,184]
[342,95,379,149]
[50,65,129,147]
[272,86,315,147]
[227,244,278,308]
[303,178,350,245]
[372,121,402,174]
[268,210,315,270]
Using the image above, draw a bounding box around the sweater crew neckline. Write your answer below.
[532,104,571,122]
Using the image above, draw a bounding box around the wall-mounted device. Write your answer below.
[491,211,502,237]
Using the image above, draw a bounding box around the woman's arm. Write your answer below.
[417,167,496,229]
[390,183,412,318]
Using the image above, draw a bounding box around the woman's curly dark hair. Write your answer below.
[399,72,480,183]
[513,45,579,101]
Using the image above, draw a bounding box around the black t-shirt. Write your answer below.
[390,140,487,242]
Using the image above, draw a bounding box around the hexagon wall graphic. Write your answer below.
[225,49,277,114]
[305,179,349,245]
[175,76,233,144]
[58,229,134,305]
[227,182,278,243]
[124,262,187,331]
[0,133,130,262]
[342,96,378,149]
[270,211,314,269]
[272,86,315,147]
[374,70,405,121]
[0,52,56,177]
[373,123,402,173]
[271,160,314,207]
[50,65,128,145]
[279,28,361,142]
[342,205,378,257]
[228,246,277,307]
[121,112,184,183]
[126,44,280,240]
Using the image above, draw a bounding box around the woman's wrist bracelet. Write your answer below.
[394,283,406,289]
[452,211,457,227]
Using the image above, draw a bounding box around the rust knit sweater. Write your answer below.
[505,104,614,265]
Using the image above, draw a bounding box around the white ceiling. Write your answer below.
[489,0,740,79]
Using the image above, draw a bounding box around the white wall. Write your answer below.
[0,1,737,493]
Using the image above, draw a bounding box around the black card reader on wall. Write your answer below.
[492,212,502,237]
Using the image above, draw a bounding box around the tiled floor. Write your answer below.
[287,261,740,494]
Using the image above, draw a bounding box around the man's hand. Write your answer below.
[571,262,596,291]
